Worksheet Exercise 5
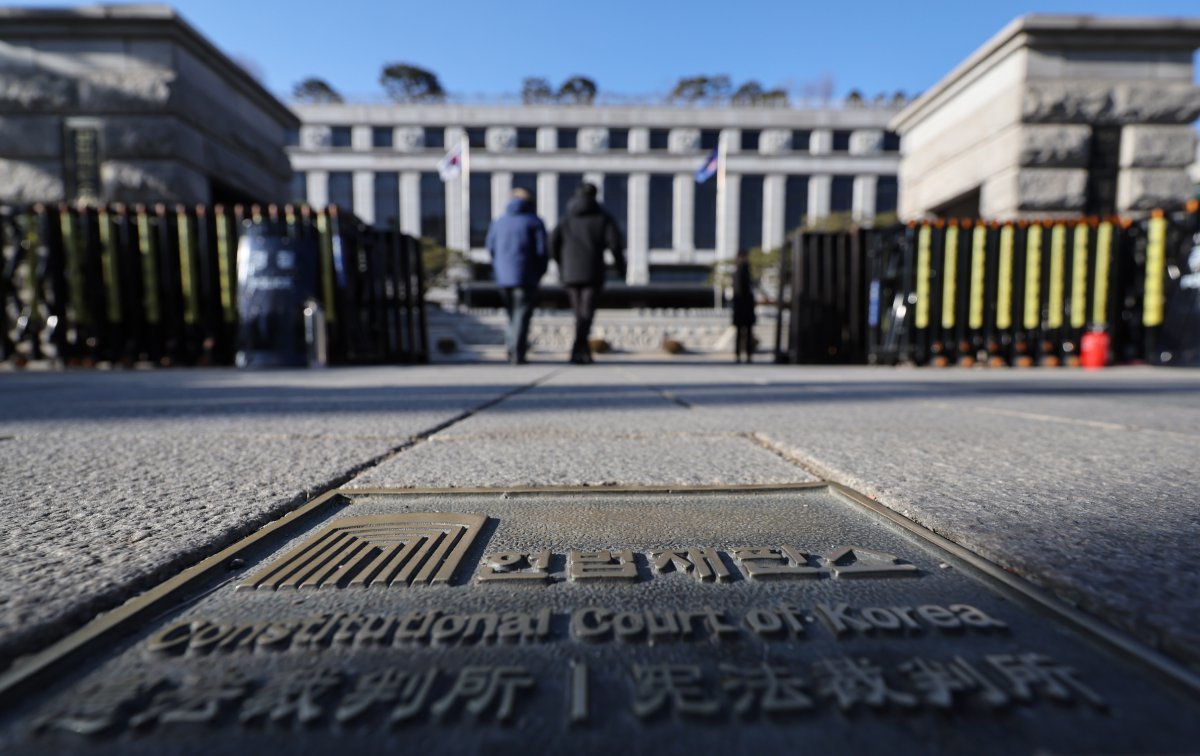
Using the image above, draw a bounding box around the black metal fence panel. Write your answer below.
[0,204,428,367]
[775,206,1199,367]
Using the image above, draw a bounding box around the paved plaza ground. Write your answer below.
[2,359,1198,681]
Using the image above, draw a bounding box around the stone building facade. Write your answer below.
[288,103,901,284]
[891,15,1200,220]
[0,5,298,205]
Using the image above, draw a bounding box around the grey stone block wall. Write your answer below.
[894,16,1200,219]
[0,6,298,205]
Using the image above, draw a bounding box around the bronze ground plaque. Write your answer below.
[2,484,1198,753]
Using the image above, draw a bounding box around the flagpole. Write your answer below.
[717,131,730,309]
[716,131,728,263]
[460,137,471,251]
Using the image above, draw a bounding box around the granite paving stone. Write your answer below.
[0,365,553,671]
[643,364,1200,669]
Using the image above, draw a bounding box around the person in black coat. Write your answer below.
[732,248,757,363]
[550,183,627,364]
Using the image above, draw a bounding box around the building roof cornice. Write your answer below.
[890,14,1200,133]
[0,4,298,126]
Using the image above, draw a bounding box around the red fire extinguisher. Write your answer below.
[1080,327,1109,370]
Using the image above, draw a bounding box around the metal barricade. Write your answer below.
[0,203,429,367]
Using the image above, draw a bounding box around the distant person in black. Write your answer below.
[551,183,626,364]
[732,248,757,363]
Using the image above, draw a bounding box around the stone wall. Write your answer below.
[893,16,1200,219]
[0,6,298,204]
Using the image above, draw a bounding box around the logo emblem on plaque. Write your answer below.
[238,513,487,590]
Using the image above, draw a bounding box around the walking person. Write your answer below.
[551,183,626,364]
[732,248,757,363]
[485,188,547,364]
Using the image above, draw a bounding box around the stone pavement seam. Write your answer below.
[747,431,831,482]
[0,369,560,674]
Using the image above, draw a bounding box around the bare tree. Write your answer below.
[380,63,445,103]
[292,77,343,104]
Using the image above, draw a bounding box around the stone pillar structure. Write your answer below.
[762,174,786,250]
[673,173,695,260]
[719,173,740,262]
[627,173,650,284]
[537,172,557,227]
[892,15,1200,219]
[853,175,878,224]
[306,170,329,209]
[809,130,833,156]
[350,125,371,152]
[443,128,467,249]
[352,170,373,223]
[491,172,512,219]
[399,171,421,237]
[808,175,832,222]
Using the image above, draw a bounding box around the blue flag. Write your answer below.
[694,146,719,183]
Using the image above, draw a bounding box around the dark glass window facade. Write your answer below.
[608,129,629,150]
[700,129,721,150]
[876,176,899,214]
[466,127,486,148]
[785,175,808,232]
[330,127,352,148]
[328,172,353,208]
[648,174,673,248]
[516,128,538,150]
[883,131,901,152]
[832,130,852,152]
[469,172,491,247]
[602,174,628,237]
[831,175,854,213]
[792,130,811,152]
[649,129,669,150]
[740,130,760,152]
[419,172,446,244]
[557,128,578,150]
[693,174,717,249]
[557,173,583,221]
[738,174,764,251]
[372,127,393,148]
[374,173,399,227]
[289,172,306,203]
[424,127,444,149]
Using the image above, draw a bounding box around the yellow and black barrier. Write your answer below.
[774,205,1199,366]
[0,203,428,367]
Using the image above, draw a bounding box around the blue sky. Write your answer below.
[22,1,1200,100]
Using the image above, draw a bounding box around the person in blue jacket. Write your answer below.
[485,188,548,364]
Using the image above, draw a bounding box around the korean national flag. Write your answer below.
[694,146,719,183]
[437,142,463,181]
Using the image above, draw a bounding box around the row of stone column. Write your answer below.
[303,124,892,157]
[304,169,881,285]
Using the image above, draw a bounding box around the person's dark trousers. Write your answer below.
[735,325,754,363]
[499,286,539,363]
[566,285,599,363]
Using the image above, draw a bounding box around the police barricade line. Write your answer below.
[0,203,429,367]
[774,207,1199,367]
